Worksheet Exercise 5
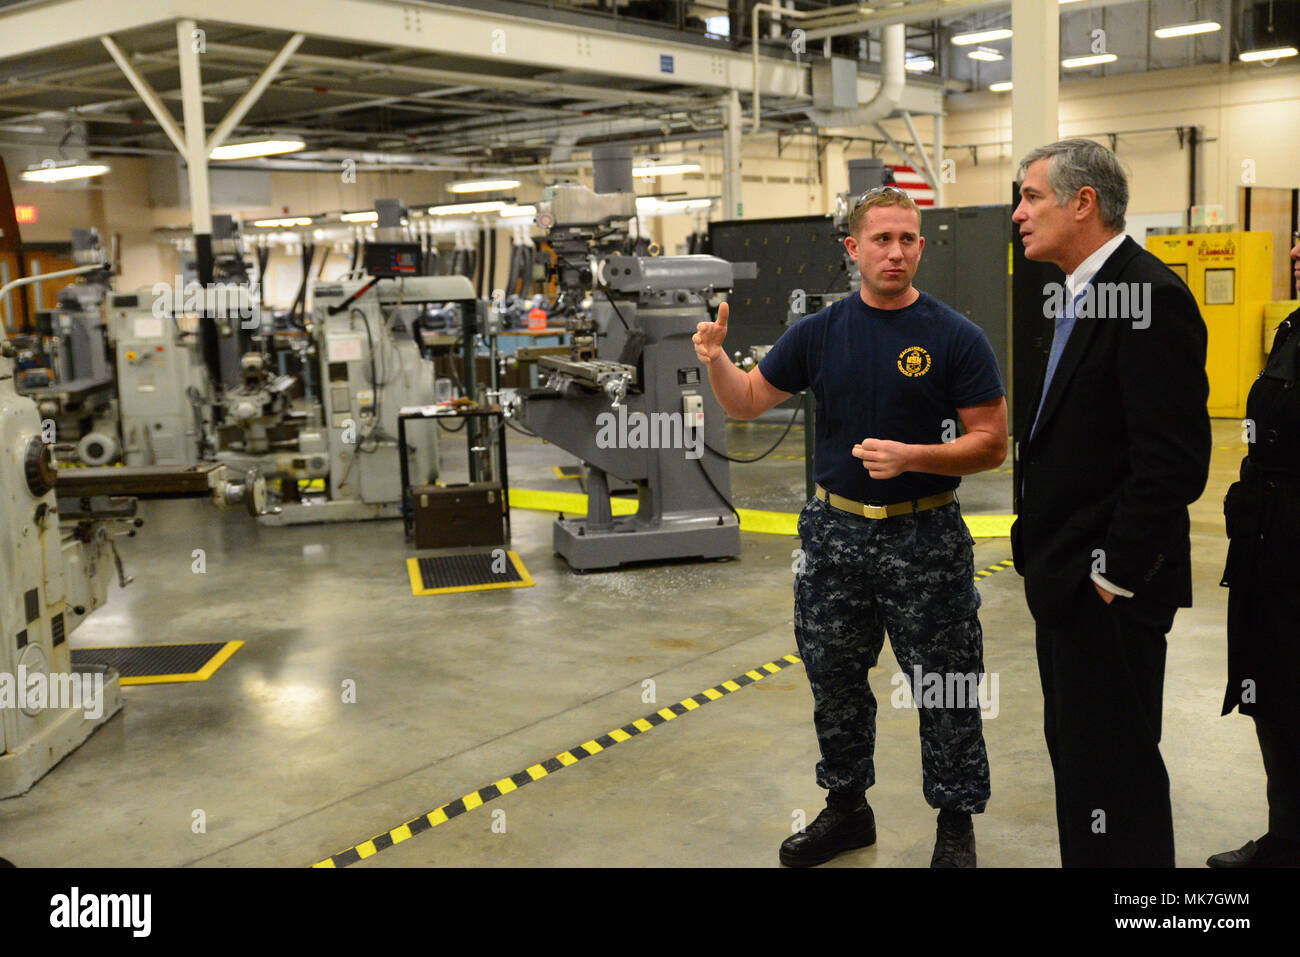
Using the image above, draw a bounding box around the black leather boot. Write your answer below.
[1207,834,1300,868]
[779,793,876,867]
[931,809,976,868]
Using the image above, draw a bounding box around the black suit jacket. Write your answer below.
[1010,236,1211,623]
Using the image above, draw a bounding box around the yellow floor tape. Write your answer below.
[508,488,1013,538]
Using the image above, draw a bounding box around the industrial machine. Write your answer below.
[1,309,266,796]
[13,230,119,465]
[511,146,751,570]
[1147,229,1275,417]
[0,337,126,797]
[254,201,480,525]
[106,287,213,467]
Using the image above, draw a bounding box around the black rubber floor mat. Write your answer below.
[70,641,243,685]
[406,550,534,595]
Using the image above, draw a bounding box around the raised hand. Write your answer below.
[692,301,729,365]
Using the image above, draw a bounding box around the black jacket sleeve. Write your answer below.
[1100,275,1211,592]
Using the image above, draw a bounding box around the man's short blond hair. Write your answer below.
[848,185,922,237]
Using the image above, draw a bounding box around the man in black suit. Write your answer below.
[1010,138,1211,867]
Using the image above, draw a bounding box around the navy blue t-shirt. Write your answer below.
[758,290,1005,504]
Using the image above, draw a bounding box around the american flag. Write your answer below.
[888,165,935,208]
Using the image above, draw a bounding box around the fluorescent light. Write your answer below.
[631,162,702,177]
[340,210,378,223]
[498,204,537,217]
[252,217,313,228]
[1239,46,1298,62]
[636,197,712,214]
[952,28,1012,46]
[1059,1,1084,5]
[905,56,935,72]
[428,201,506,215]
[1063,53,1118,68]
[210,139,306,160]
[989,81,1013,92]
[968,47,1004,62]
[447,178,520,194]
[21,162,111,183]
[1154,20,1221,38]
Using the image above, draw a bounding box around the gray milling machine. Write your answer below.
[14,230,119,466]
[513,146,754,571]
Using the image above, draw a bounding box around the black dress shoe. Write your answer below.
[931,809,977,868]
[779,797,876,867]
[1207,835,1300,868]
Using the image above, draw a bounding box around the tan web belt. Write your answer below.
[815,484,955,520]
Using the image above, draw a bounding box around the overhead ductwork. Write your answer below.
[803,22,906,130]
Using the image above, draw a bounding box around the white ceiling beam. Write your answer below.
[99,34,189,158]
[205,31,302,155]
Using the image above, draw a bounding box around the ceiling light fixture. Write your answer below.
[1239,46,1298,62]
[429,201,507,215]
[952,28,1012,46]
[968,47,1004,62]
[447,178,521,194]
[631,163,702,177]
[251,217,313,228]
[905,56,936,72]
[210,139,306,161]
[20,162,111,184]
[989,81,1013,92]
[340,210,378,223]
[1154,21,1222,38]
[1062,53,1118,68]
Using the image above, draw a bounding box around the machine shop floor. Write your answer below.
[0,419,1263,868]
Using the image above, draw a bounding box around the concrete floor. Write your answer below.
[0,416,1264,867]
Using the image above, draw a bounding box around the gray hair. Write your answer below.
[1017,138,1128,232]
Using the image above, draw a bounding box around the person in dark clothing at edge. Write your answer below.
[1011,138,1211,867]
[692,186,1007,867]
[1209,232,1300,869]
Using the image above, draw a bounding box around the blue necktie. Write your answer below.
[1030,288,1085,439]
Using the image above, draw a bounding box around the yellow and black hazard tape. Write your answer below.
[974,558,1016,580]
[314,555,1017,868]
[312,653,804,868]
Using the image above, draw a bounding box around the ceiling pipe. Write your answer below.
[804,22,905,130]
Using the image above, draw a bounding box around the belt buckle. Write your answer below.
[863,503,888,519]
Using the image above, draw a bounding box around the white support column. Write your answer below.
[176,18,212,278]
[1010,0,1059,172]
[721,88,743,220]
[207,32,304,155]
[933,111,944,207]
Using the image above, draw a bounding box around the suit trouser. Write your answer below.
[1257,716,1300,842]
[1035,584,1175,867]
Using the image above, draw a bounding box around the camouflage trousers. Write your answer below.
[794,495,991,813]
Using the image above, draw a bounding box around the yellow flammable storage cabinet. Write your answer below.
[1146,231,1273,417]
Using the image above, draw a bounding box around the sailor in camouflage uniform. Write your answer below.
[694,187,1007,867]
